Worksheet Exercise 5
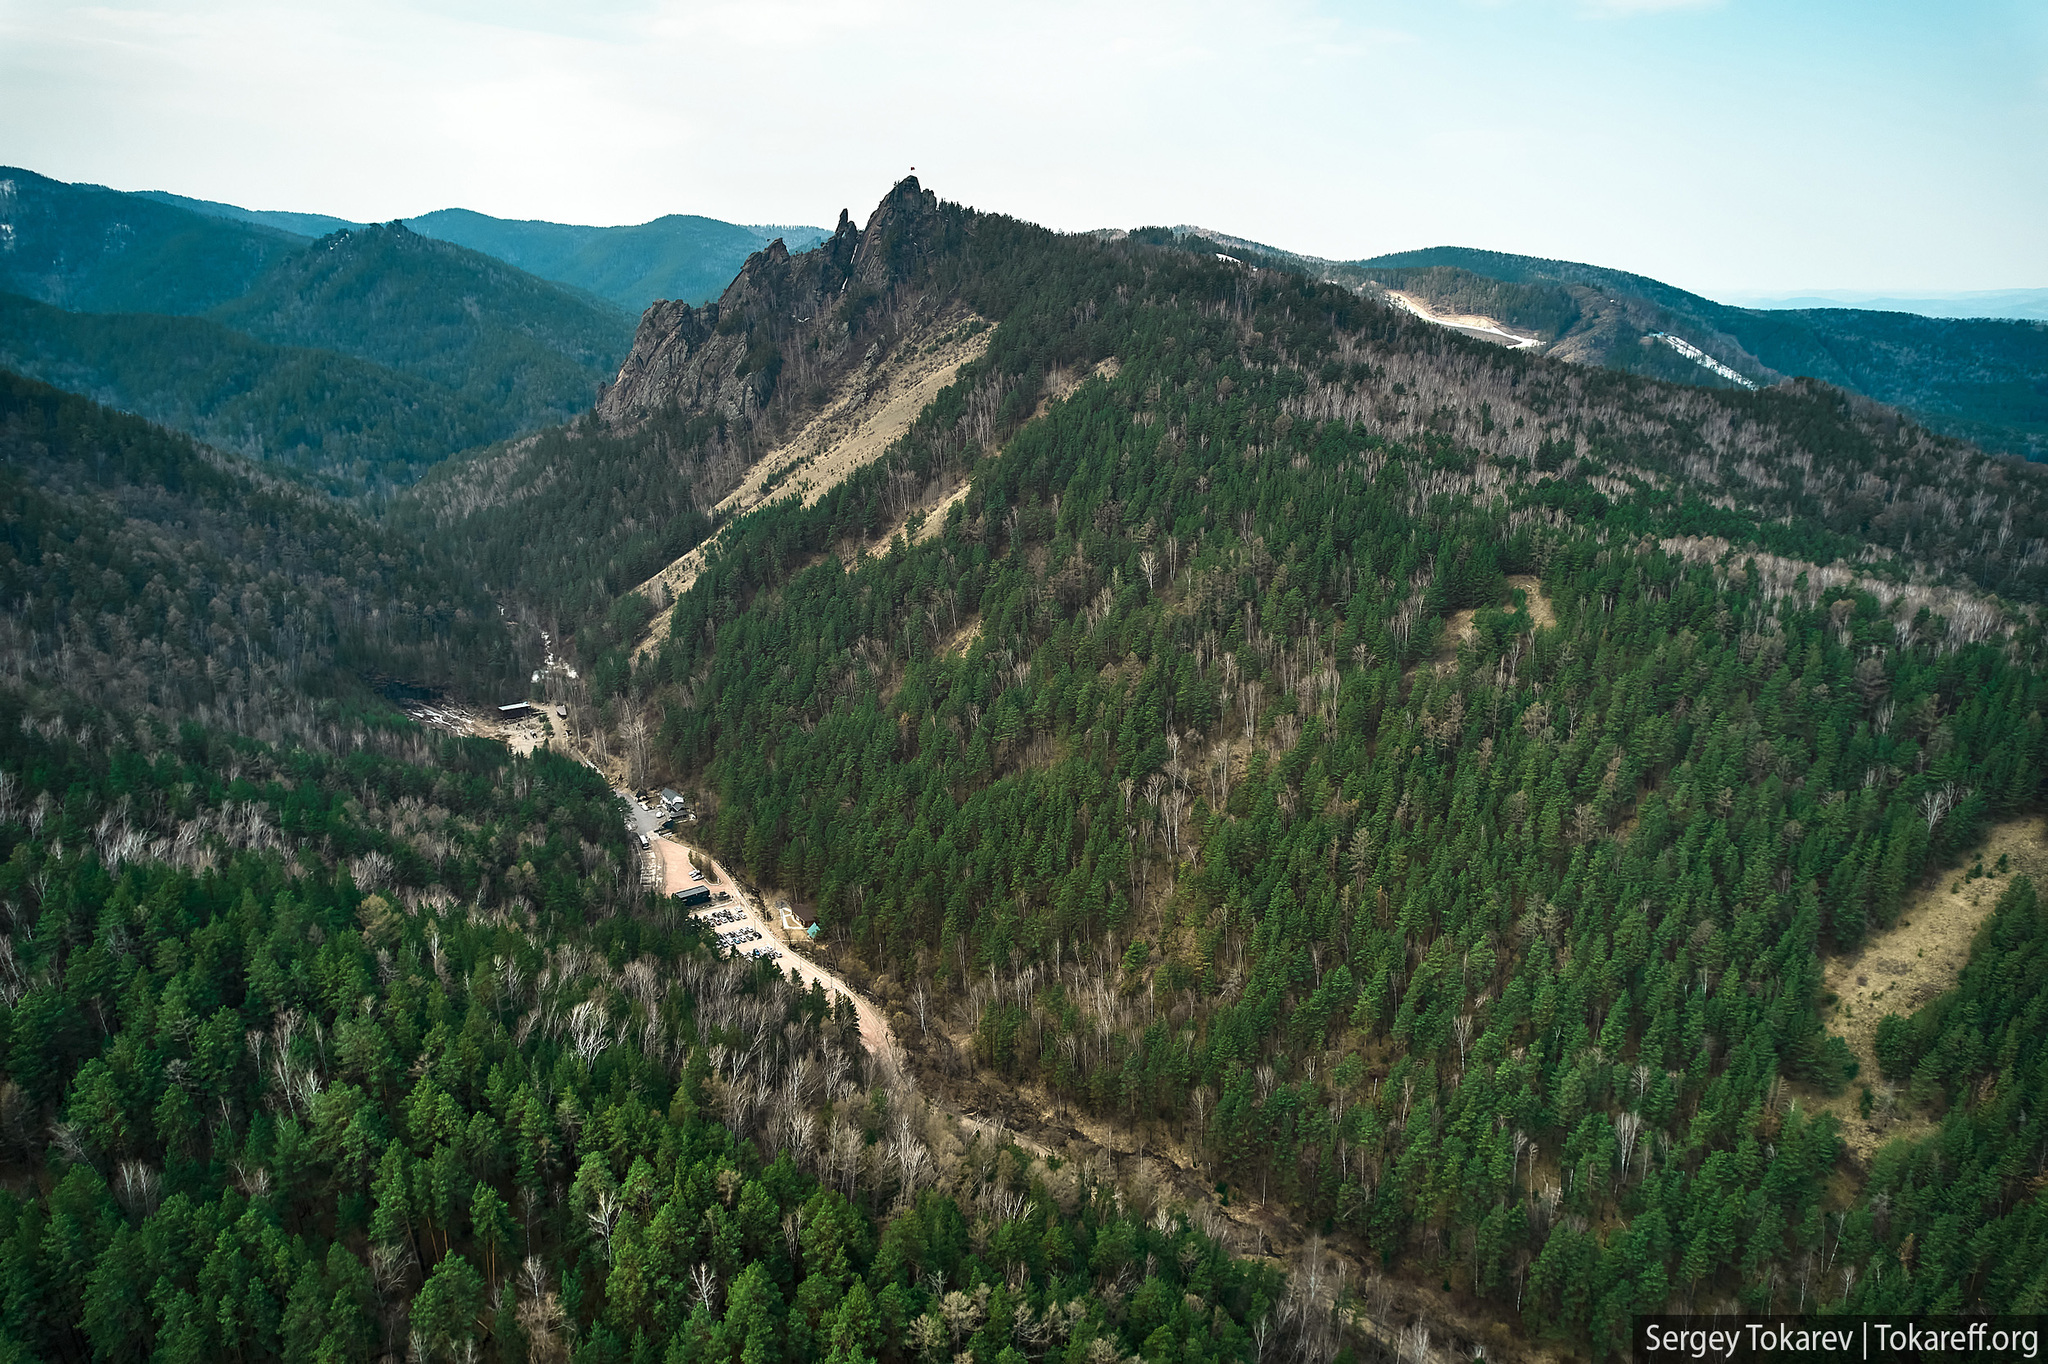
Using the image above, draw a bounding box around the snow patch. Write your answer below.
[1647,332,1758,390]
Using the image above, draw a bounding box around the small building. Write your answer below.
[673,884,712,907]
[497,702,536,721]
[661,788,687,813]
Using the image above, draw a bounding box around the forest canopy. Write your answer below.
[1,177,2044,1363]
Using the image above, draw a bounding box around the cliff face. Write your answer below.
[595,178,947,429]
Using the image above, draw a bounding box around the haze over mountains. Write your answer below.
[138,187,834,315]
[5,163,2041,500]
[0,167,639,489]
[1725,288,2048,322]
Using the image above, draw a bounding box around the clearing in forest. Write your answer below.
[1032,355,1122,419]
[1383,290,1545,351]
[1420,573,1557,674]
[1815,815,2048,1160]
[1505,573,1556,628]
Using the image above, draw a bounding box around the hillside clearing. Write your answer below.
[851,355,1120,564]
[628,312,991,657]
[1506,573,1556,627]
[1384,289,1544,350]
[1417,573,1557,675]
[1033,354,1122,418]
[1814,815,2048,1160]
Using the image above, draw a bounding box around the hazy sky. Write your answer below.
[2,0,2042,294]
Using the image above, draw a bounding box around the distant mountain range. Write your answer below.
[0,168,828,491]
[0,167,642,490]
[0,167,835,490]
[137,188,832,315]
[5,159,2040,495]
[1722,288,2048,322]
[1174,229,2048,463]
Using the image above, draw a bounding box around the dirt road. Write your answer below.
[607,792,1478,1358]
[644,824,894,1059]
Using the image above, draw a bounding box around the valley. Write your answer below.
[2,170,2045,1364]
[644,823,894,1060]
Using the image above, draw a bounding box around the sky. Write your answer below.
[1,0,2043,295]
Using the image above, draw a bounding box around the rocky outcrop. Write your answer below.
[594,297,746,427]
[595,178,948,430]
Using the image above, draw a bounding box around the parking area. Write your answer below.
[608,785,886,1049]
[688,905,782,960]
[648,831,890,1049]
[645,825,792,954]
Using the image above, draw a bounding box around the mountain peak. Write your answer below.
[597,180,953,427]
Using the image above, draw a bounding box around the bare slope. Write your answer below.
[393,177,965,628]
[1384,290,1544,350]
[629,311,993,656]
[710,313,992,519]
[1817,816,2048,1159]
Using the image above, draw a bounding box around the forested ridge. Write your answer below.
[391,406,721,632]
[1333,244,2048,463]
[0,170,635,493]
[207,224,629,403]
[1337,266,1580,343]
[594,192,2048,1351]
[137,191,833,317]
[0,293,526,496]
[1158,230,2048,462]
[0,168,303,317]
[399,210,832,317]
[0,371,521,731]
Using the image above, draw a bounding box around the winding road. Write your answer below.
[616,790,896,1059]
[561,767,1467,1359]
